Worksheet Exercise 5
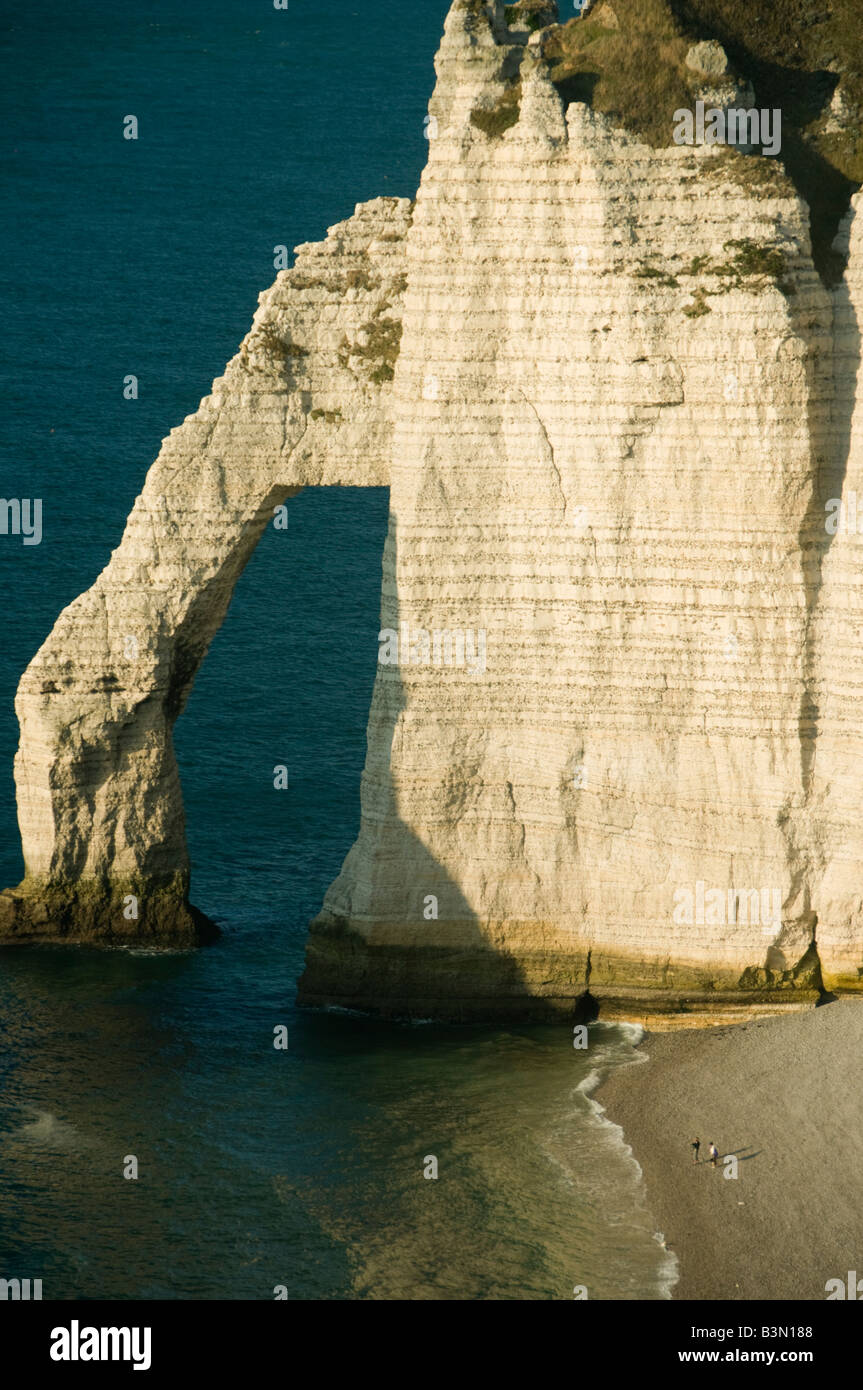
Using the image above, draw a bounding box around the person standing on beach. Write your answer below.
[709,1142,719,1168]
[691,1137,700,1164]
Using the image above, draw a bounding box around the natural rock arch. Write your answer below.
[0,196,411,942]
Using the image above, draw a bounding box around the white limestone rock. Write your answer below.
[686,40,730,79]
[824,83,858,135]
[2,0,862,1023]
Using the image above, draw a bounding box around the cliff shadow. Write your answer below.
[797,198,860,800]
[296,500,547,1023]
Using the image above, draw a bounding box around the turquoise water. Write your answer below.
[0,0,672,1299]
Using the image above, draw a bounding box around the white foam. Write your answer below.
[569,1026,680,1299]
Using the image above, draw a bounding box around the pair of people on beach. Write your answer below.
[691,1137,718,1166]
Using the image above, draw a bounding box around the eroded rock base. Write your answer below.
[296,917,825,1023]
[0,876,217,947]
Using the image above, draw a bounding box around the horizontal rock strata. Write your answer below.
[4,1,863,1021]
[301,0,861,1017]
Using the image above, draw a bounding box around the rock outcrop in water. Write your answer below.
[3,0,863,1021]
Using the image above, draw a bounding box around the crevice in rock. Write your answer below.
[575,951,599,1021]
[520,390,567,518]
[574,989,600,1022]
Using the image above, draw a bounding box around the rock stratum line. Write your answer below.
[3,0,863,1023]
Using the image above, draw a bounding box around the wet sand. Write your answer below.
[597,996,863,1300]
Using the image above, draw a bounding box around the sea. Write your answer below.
[0,0,675,1299]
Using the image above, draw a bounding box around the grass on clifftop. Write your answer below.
[541,0,863,281]
[544,0,701,150]
[504,0,557,29]
[672,0,863,282]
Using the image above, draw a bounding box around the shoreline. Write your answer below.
[596,996,863,1301]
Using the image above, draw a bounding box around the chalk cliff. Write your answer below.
[3,0,863,1021]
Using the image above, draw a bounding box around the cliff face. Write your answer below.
[3,0,863,1020]
[300,0,859,1017]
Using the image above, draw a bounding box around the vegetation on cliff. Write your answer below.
[540,0,862,280]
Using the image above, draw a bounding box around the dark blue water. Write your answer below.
[0,0,672,1299]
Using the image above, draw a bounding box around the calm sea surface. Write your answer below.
[0,0,673,1299]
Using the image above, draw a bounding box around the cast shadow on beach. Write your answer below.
[696,1146,762,1165]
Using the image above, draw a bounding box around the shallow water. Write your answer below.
[0,951,673,1299]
